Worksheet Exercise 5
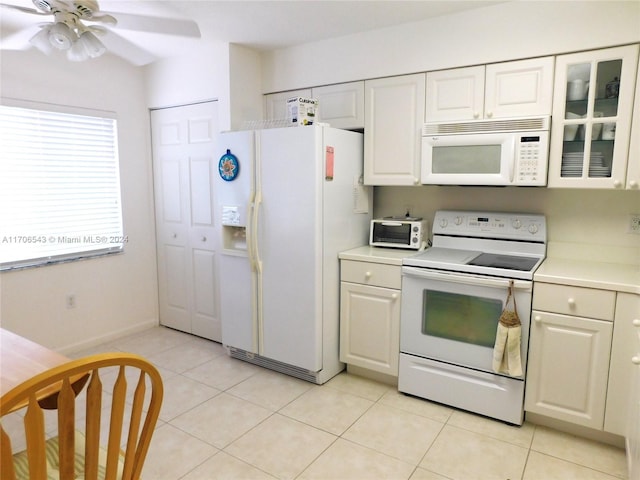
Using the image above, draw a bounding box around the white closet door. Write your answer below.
[151,101,221,341]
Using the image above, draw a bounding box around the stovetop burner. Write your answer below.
[467,253,540,272]
[403,210,547,280]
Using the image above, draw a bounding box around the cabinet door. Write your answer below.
[485,57,554,119]
[548,44,640,189]
[604,293,640,436]
[525,311,613,429]
[425,66,484,121]
[264,89,312,122]
[313,82,364,129]
[340,282,401,376]
[626,54,640,190]
[364,74,425,185]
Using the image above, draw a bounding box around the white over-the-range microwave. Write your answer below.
[421,116,550,186]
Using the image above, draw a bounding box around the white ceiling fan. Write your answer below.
[0,0,201,65]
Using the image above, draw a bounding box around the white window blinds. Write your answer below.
[0,101,124,270]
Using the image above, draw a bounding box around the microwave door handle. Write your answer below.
[402,266,532,291]
[381,222,403,226]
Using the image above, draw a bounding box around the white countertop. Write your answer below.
[339,246,422,266]
[534,257,640,294]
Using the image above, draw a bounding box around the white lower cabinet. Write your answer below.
[605,293,640,436]
[339,260,401,376]
[525,283,615,429]
[525,311,612,429]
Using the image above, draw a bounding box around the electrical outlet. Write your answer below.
[66,294,76,309]
[629,214,640,234]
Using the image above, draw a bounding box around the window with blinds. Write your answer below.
[0,101,124,271]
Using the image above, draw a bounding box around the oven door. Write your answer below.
[400,266,532,378]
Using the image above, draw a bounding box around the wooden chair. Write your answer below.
[1,352,163,480]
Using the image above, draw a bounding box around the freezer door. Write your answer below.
[216,130,254,227]
[216,130,257,351]
[256,127,323,371]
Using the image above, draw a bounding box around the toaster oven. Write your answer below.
[370,218,428,250]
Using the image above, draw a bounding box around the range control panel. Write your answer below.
[433,210,546,242]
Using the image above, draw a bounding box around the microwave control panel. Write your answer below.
[514,131,549,185]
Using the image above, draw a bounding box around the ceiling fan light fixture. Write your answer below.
[77,30,105,58]
[29,25,55,54]
[48,22,75,50]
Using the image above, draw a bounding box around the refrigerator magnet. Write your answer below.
[219,149,239,181]
[325,146,334,181]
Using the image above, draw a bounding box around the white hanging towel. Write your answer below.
[492,322,523,377]
[492,280,523,377]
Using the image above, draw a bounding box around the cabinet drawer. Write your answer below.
[533,283,616,321]
[341,260,401,289]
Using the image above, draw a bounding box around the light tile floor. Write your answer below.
[62,326,629,479]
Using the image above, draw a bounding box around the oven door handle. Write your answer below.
[402,266,532,291]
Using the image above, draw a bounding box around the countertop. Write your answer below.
[338,246,422,266]
[534,257,640,294]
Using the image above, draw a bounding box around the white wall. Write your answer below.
[262,1,640,92]
[144,42,264,131]
[374,187,640,264]
[0,49,159,352]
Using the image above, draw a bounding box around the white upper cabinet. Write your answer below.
[425,57,554,121]
[264,88,311,122]
[626,53,640,190]
[485,57,555,119]
[364,74,426,185]
[264,83,364,130]
[425,65,484,121]
[548,44,639,189]
[313,81,365,129]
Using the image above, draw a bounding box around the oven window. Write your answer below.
[422,290,502,347]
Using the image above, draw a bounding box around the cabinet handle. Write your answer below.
[473,112,480,119]
[391,293,398,300]
[632,356,640,365]
[414,177,420,185]
[365,271,372,279]
[534,315,542,323]
[633,319,640,327]
[567,298,576,307]
[202,236,207,242]
[486,111,493,118]
[613,180,622,188]
[172,233,177,238]
[629,180,638,189]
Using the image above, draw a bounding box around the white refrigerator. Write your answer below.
[215,125,371,384]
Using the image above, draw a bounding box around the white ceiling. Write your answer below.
[0,0,505,65]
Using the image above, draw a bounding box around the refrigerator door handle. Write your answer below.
[251,194,263,274]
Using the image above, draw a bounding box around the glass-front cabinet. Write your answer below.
[548,44,639,188]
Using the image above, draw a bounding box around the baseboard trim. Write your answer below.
[59,319,159,355]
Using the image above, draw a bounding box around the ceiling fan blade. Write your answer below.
[0,24,42,49]
[98,29,156,66]
[97,11,200,38]
[0,3,49,15]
